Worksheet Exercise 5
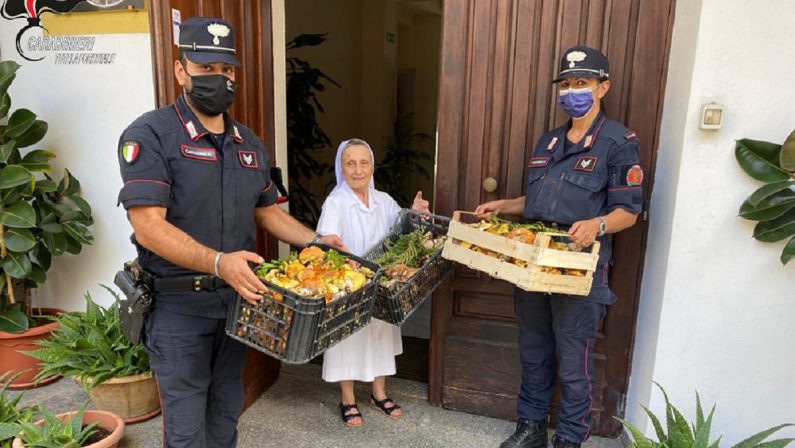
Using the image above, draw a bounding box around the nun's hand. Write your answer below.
[319,234,349,252]
[412,191,431,216]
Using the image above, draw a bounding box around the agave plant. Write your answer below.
[15,405,98,448]
[0,372,33,448]
[617,383,793,448]
[735,130,795,265]
[24,288,149,392]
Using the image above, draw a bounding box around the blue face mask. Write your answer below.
[558,87,594,119]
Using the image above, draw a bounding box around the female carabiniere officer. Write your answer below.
[474,46,643,448]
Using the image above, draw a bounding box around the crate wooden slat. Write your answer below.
[442,211,599,296]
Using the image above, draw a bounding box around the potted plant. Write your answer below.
[24,290,159,423]
[12,405,124,448]
[0,60,94,389]
[617,383,793,448]
[0,373,34,448]
[735,131,795,265]
[286,33,339,227]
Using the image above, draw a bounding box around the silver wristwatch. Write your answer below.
[310,233,322,245]
[597,217,607,237]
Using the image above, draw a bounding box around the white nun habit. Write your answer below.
[317,139,403,382]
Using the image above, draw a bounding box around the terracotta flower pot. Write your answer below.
[0,308,63,390]
[80,372,161,424]
[12,409,125,448]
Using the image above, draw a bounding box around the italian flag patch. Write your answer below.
[122,141,140,164]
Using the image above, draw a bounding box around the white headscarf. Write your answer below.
[330,138,376,200]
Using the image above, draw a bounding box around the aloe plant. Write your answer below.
[735,131,795,265]
[24,288,149,392]
[0,60,94,333]
[617,383,793,448]
[16,405,98,448]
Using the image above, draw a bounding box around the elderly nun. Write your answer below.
[316,138,429,427]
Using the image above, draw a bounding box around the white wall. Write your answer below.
[629,0,795,442]
[0,23,154,310]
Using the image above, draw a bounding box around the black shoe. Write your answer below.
[499,419,548,448]
[552,434,581,448]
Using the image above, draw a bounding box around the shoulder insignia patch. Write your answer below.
[624,131,637,140]
[626,164,644,186]
[546,136,559,151]
[232,125,244,142]
[186,121,198,139]
[121,141,140,164]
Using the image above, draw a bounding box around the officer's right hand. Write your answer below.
[218,251,268,305]
[473,200,504,219]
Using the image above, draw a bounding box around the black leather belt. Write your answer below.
[140,271,227,293]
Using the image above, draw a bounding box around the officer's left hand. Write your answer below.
[319,234,349,253]
[568,219,600,247]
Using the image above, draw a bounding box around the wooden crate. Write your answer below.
[441,211,600,296]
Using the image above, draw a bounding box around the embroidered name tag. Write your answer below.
[529,157,550,168]
[238,150,258,169]
[574,156,598,172]
[180,145,217,162]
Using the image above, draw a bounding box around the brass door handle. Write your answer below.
[482,177,498,193]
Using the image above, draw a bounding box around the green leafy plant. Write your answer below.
[735,131,795,265]
[0,60,94,333]
[374,113,433,206]
[617,383,793,448]
[0,373,33,448]
[286,33,339,227]
[24,288,148,392]
[16,405,98,448]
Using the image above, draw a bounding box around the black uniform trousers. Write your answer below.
[144,303,246,448]
[514,289,606,443]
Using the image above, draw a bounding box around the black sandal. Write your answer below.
[339,402,363,427]
[369,394,401,419]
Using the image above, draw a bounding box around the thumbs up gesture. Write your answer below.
[411,191,431,216]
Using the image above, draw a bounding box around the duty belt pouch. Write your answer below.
[113,259,152,345]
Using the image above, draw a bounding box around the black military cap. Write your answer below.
[552,45,609,83]
[178,17,240,66]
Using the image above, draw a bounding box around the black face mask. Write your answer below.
[185,71,236,116]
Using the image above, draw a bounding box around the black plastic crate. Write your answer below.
[364,210,454,325]
[225,244,381,364]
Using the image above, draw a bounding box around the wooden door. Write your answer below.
[147,0,280,409]
[430,0,675,436]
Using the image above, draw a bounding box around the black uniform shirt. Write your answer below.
[117,95,278,317]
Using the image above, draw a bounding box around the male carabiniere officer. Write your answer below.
[475,46,643,448]
[117,17,345,448]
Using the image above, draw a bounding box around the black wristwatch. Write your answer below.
[597,217,607,237]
